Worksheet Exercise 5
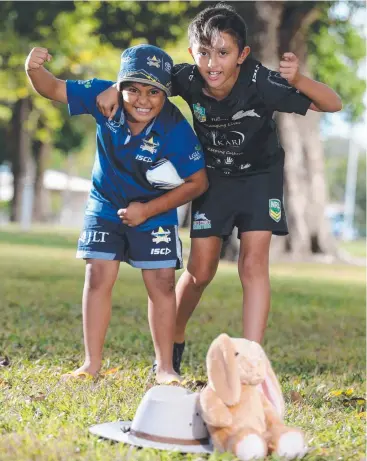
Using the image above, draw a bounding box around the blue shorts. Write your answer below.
[76,215,183,270]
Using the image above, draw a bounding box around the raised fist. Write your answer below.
[25,47,52,71]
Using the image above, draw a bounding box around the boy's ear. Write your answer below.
[238,46,251,65]
[188,47,194,60]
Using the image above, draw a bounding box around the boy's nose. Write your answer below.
[208,55,219,68]
[137,94,148,105]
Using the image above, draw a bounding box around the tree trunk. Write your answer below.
[10,98,35,223]
[33,140,51,222]
[221,1,336,261]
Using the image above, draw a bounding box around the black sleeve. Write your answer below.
[171,63,195,98]
[256,65,312,115]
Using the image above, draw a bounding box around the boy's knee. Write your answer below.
[187,268,215,289]
[152,269,175,294]
[85,262,115,292]
[239,253,268,282]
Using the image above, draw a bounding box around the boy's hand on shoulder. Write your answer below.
[118,203,150,227]
[279,52,301,86]
[96,86,120,120]
[25,47,52,72]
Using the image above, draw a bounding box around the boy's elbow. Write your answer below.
[199,176,209,194]
[330,96,343,113]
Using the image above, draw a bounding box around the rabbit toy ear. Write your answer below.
[259,354,285,419]
[206,334,241,406]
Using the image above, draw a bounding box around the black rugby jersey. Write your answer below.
[172,58,311,176]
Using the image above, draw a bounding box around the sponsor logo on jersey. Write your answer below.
[150,248,171,255]
[79,231,109,244]
[208,130,245,147]
[77,80,92,88]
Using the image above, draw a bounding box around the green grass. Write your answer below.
[0,226,365,461]
[339,239,366,258]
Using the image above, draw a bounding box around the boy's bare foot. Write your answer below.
[155,369,183,385]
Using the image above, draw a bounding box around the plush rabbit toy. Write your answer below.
[199,334,307,460]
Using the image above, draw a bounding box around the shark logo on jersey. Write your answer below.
[151,226,171,244]
[140,136,160,155]
[147,55,161,68]
[239,163,251,170]
[232,109,260,120]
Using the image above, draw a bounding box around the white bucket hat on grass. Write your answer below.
[89,385,213,454]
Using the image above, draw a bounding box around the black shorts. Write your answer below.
[190,166,288,239]
[77,215,183,270]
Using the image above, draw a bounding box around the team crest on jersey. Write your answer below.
[147,55,161,68]
[269,199,281,222]
[140,136,159,155]
[193,103,206,122]
[151,227,171,244]
[193,211,211,230]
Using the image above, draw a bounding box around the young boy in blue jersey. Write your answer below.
[25,44,208,384]
[96,4,342,388]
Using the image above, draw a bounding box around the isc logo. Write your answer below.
[136,155,153,162]
[150,248,171,255]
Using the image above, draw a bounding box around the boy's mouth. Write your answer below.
[207,71,222,81]
[134,107,152,114]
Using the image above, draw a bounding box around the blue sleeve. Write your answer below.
[163,121,205,178]
[66,79,115,123]
[256,65,311,115]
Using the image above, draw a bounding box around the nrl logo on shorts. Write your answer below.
[151,226,171,244]
[193,103,206,122]
[140,136,159,155]
[269,198,281,222]
[147,55,161,68]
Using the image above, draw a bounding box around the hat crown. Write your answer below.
[131,385,208,441]
[118,44,173,96]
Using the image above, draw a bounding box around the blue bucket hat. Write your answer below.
[117,44,173,96]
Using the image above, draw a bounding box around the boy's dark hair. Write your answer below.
[188,3,247,52]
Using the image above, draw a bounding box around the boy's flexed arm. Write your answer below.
[279,52,342,113]
[119,169,208,227]
[25,47,67,103]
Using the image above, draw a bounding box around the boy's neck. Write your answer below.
[203,66,241,101]
[126,120,147,136]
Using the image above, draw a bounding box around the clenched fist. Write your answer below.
[279,52,300,86]
[25,47,52,72]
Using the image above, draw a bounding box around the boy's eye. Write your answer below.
[219,51,228,56]
[150,90,159,95]
[198,51,208,57]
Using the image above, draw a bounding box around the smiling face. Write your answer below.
[189,32,250,97]
[121,82,166,128]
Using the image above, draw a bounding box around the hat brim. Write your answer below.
[89,421,213,454]
[117,78,170,96]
